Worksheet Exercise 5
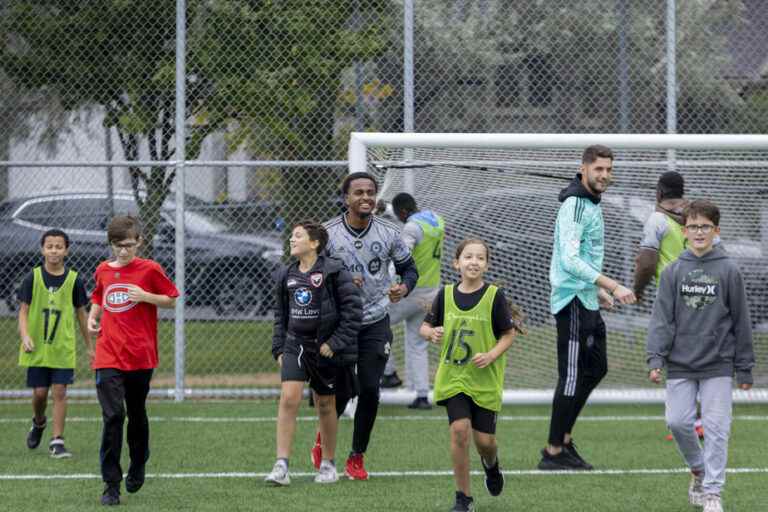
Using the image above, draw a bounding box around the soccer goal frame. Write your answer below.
[351,132,768,405]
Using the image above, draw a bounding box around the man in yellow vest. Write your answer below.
[381,193,445,409]
[635,171,718,441]
[634,171,688,302]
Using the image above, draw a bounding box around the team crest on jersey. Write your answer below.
[310,273,323,288]
[294,287,312,306]
[371,241,382,254]
[368,257,382,275]
[104,284,137,313]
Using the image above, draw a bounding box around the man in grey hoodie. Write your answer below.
[646,199,754,512]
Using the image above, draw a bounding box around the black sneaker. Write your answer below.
[407,396,432,410]
[49,437,72,459]
[482,456,504,496]
[26,417,46,449]
[450,491,475,512]
[126,462,146,493]
[101,483,120,506]
[537,448,587,471]
[563,441,593,470]
[380,372,403,388]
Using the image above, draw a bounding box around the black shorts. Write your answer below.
[26,367,74,388]
[357,315,393,360]
[441,392,498,435]
[281,344,337,396]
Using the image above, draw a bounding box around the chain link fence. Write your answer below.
[0,0,766,397]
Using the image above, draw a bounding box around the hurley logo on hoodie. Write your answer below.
[680,268,719,309]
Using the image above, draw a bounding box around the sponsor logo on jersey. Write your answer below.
[310,273,323,288]
[294,287,312,306]
[371,241,383,254]
[343,262,365,274]
[368,257,382,275]
[354,240,364,249]
[286,278,298,287]
[104,284,137,313]
[680,269,719,310]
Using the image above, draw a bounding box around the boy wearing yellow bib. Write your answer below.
[420,239,518,512]
[18,229,91,458]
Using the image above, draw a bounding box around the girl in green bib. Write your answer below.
[420,238,520,512]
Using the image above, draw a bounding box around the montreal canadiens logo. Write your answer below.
[294,287,312,306]
[104,284,138,313]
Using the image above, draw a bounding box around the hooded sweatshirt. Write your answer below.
[550,173,604,314]
[646,245,755,385]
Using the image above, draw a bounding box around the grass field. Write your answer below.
[1,400,766,511]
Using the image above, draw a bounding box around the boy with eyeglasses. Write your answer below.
[647,200,754,512]
[88,216,179,506]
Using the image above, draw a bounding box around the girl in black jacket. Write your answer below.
[265,221,362,486]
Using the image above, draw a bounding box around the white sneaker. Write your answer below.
[689,471,704,506]
[343,397,358,418]
[703,494,723,512]
[314,460,339,484]
[264,460,290,486]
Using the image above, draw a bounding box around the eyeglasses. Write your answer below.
[685,224,715,234]
[112,242,139,250]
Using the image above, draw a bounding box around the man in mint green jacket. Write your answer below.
[539,145,636,472]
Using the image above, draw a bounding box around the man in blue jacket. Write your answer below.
[538,145,636,471]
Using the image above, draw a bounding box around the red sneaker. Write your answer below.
[311,431,322,470]
[345,453,369,480]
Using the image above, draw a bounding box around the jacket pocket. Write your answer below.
[717,330,736,360]
[669,333,720,370]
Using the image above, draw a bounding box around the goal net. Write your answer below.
[349,133,768,404]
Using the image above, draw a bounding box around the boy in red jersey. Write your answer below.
[88,216,179,506]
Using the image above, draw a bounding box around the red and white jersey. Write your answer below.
[91,257,179,371]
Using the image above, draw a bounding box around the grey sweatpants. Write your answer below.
[384,287,437,397]
[666,376,733,495]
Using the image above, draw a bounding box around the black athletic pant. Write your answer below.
[96,368,153,484]
[335,316,392,454]
[547,298,607,446]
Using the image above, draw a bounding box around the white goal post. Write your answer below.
[350,132,768,404]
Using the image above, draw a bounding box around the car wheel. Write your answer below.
[213,274,267,317]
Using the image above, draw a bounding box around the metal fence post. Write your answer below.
[403,0,415,192]
[666,0,677,171]
[174,0,187,402]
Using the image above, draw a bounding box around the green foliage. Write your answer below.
[0,0,391,247]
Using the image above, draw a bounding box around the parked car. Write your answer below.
[0,191,284,316]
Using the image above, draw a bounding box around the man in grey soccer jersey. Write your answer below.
[321,172,419,480]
